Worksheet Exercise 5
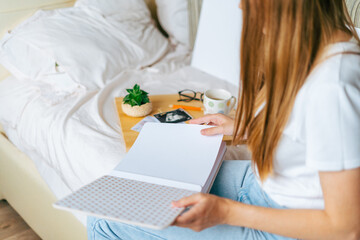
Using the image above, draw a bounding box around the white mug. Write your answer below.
[203,89,236,115]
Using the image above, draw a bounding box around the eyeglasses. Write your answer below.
[178,89,204,102]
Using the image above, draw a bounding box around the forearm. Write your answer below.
[224,199,356,240]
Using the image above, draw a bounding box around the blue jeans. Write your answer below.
[87,160,294,240]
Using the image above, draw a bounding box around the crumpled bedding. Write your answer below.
[0,65,237,196]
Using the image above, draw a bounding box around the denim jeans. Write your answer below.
[87,160,295,240]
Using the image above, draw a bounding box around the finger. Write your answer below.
[175,205,201,224]
[171,221,188,228]
[200,126,224,136]
[172,221,196,229]
[173,213,197,225]
[172,194,202,208]
[188,114,220,125]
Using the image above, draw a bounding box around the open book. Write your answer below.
[54,122,226,229]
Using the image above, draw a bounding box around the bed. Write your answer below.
[0,0,205,239]
[0,1,359,240]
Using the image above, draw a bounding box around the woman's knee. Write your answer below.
[87,217,119,240]
[210,160,251,200]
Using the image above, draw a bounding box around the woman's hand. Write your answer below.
[171,193,232,232]
[189,114,235,136]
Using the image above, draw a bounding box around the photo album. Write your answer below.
[54,122,226,229]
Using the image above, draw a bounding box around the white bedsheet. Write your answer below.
[0,42,196,224]
[0,64,237,194]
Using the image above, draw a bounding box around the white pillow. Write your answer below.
[0,32,56,81]
[155,0,189,47]
[0,31,81,95]
[0,2,169,90]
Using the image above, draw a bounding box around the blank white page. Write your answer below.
[113,123,223,189]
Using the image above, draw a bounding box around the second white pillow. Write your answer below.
[156,0,189,48]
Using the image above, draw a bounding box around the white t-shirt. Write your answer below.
[260,38,360,209]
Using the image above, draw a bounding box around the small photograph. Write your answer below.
[154,109,192,123]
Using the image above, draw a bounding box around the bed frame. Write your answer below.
[0,132,87,239]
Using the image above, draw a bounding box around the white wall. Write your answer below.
[191,0,242,87]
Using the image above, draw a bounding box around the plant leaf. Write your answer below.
[135,95,142,104]
[123,95,130,103]
[134,84,140,92]
[142,96,149,104]
[130,99,138,106]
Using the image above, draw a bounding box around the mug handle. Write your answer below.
[228,96,236,112]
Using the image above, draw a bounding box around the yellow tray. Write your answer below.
[115,94,232,151]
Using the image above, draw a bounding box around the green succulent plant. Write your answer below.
[123,84,150,107]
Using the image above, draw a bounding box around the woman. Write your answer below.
[88,0,360,239]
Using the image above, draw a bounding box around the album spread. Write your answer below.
[54,122,226,230]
